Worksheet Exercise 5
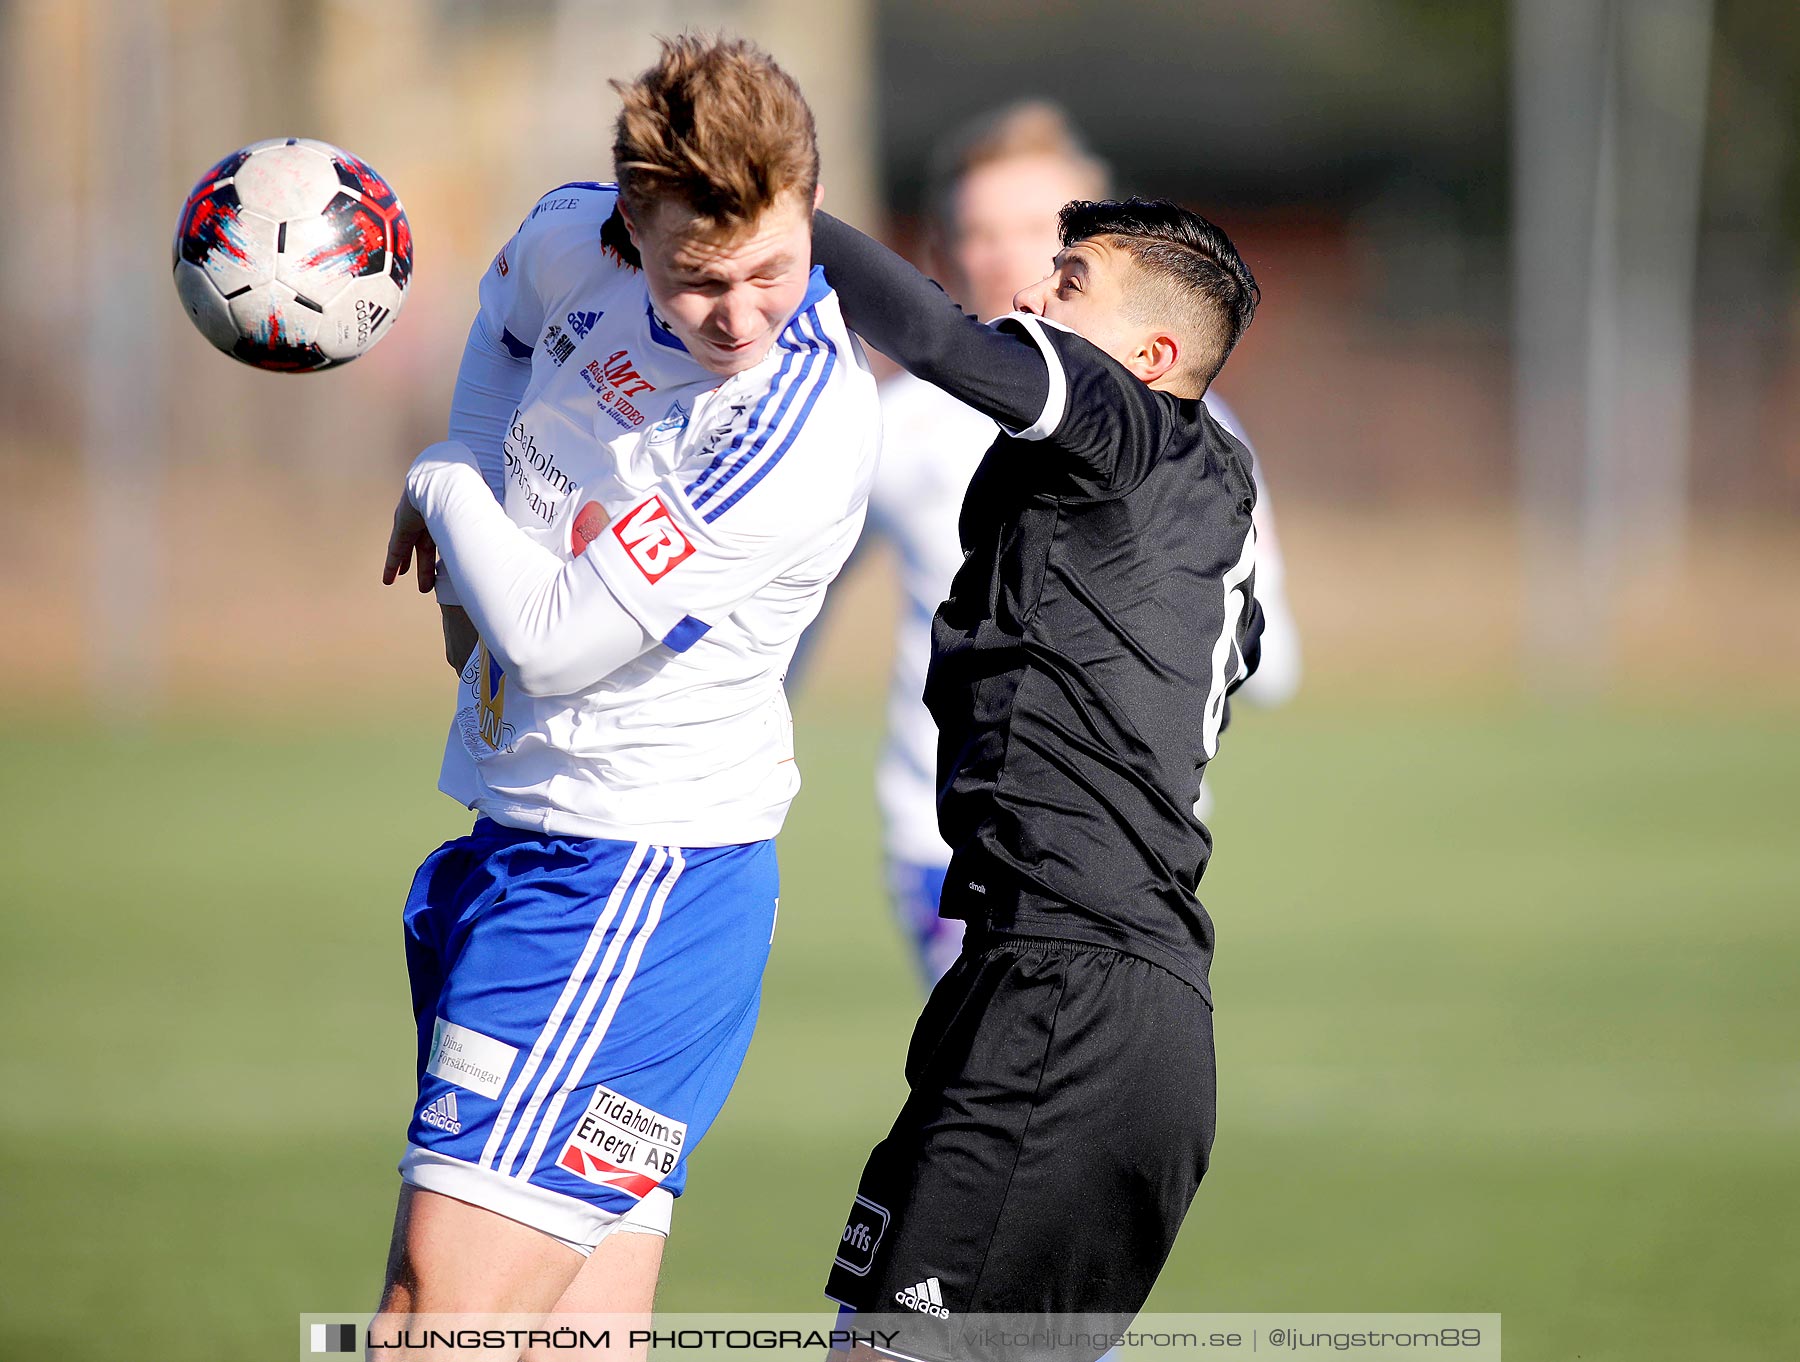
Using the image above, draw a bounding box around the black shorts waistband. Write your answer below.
[942,849,1214,1005]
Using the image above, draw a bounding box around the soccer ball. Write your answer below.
[172,138,413,372]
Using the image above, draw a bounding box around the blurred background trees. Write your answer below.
[0,0,1794,713]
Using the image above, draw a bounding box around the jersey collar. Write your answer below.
[646,300,688,354]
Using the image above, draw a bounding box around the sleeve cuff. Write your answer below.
[993,313,1069,441]
[661,615,712,653]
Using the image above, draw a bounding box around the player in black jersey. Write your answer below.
[812,201,1263,1359]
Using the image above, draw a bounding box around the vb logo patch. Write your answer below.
[557,1085,687,1200]
[612,493,694,582]
[834,1195,890,1277]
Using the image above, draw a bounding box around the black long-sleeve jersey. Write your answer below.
[813,213,1262,1001]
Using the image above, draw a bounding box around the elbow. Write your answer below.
[487,587,650,697]
[507,649,587,699]
[481,632,582,698]
[858,315,959,386]
[905,330,966,388]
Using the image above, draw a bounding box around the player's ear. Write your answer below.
[1129,331,1181,388]
[619,200,641,248]
[812,182,824,211]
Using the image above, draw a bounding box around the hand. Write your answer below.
[383,491,437,593]
[441,605,479,672]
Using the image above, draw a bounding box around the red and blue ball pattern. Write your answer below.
[172,138,412,372]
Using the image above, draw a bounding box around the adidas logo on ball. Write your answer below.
[895,1276,950,1319]
[420,1092,461,1135]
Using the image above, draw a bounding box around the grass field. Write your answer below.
[2,698,1796,1361]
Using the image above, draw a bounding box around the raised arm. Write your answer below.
[811,212,1052,435]
[448,312,531,500]
[435,313,533,665]
[814,212,1178,498]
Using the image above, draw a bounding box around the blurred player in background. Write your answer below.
[376,35,878,1334]
[869,102,1301,984]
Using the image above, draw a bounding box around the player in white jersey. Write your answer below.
[869,103,1301,983]
[372,37,880,1333]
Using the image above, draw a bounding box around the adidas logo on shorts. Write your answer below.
[419,1092,462,1135]
[895,1276,950,1319]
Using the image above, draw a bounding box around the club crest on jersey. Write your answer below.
[646,399,690,449]
[613,494,694,582]
[557,1084,686,1200]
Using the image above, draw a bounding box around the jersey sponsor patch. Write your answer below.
[834,1195,890,1277]
[580,348,657,430]
[612,493,694,582]
[456,643,516,758]
[570,500,609,557]
[475,643,509,749]
[541,321,575,367]
[557,1084,687,1199]
[426,1018,518,1100]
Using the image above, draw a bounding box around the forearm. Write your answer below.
[406,445,652,696]
[812,211,1048,433]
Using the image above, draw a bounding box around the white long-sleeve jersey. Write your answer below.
[430,182,881,846]
[870,372,1299,866]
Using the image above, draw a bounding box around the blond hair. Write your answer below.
[925,100,1110,235]
[611,34,818,228]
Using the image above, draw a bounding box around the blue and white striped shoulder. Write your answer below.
[683,269,848,525]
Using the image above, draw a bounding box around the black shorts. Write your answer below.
[826,934,1216,1360]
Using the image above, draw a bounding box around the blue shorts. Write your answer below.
[887,859,962,987]
[399,819,778,1252]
